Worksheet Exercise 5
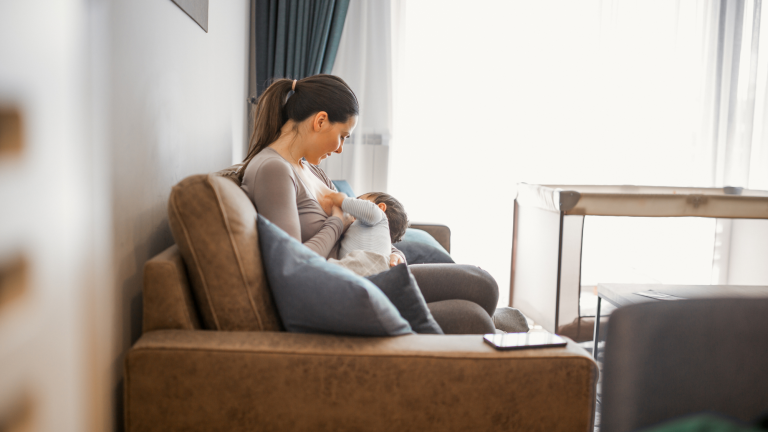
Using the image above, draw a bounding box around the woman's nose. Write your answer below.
[334,142,344,154]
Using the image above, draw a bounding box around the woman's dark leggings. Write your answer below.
[410,264,499,335]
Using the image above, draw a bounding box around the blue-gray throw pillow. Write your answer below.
[399,228,450,255]
[394,228,455,265]
[395,242,455,265]
[394,229,455,265]
[256,214,412,336]
[366,264,443,334]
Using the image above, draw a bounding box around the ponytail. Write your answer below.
[239,74,359,180]
[244,78,294,166]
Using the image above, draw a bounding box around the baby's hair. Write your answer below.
[363,192,409,244]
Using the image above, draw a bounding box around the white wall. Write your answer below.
[105,1,250,429]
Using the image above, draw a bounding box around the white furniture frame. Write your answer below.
[510,183,768,336]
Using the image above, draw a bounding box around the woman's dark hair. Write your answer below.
[365,192,409,244]
[240,74,359,175]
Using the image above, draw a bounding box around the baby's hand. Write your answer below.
[389,253,404,267]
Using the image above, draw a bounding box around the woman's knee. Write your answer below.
[410,264,499,316]
[458,265,499,314]
[427,299,496,335]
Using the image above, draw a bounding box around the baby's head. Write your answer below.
[359,192,408,243]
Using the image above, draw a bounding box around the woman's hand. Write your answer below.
[342,212,356,233]
[389,253,404,267]
[319,191,347,217]
[331,204,344,220]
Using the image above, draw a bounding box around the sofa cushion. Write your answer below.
[167,174,282,331]
[394,228,455,265]
[366,264,443,334]
[396,242,455,265]
[400,228,451,255]
[331,179,355,197]
[257,214,412,336]
[392,230,453,265]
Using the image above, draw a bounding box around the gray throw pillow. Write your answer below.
[399,228,450,254]
[394,228,455,265]
[394,241,455,265]
[256,214,412,336]
[366,264,444,334]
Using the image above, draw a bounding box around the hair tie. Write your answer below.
[292,79,297,91]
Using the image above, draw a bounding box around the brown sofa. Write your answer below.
[124,173,599,432]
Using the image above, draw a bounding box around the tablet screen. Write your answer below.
[483,332,567,350]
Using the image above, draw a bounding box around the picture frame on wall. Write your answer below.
[172,0,209,32]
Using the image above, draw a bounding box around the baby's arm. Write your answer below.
[324,191,384,225]
[339,196,384,226]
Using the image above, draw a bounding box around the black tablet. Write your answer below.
[483,331,567,350]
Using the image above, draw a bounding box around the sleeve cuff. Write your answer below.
[326,215,344,235]
[341,197,354,214]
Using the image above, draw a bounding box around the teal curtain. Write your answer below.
[254,0,350,96]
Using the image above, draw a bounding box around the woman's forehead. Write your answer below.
[343,115,358,130]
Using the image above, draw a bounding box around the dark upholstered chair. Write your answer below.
[601,298,768,432]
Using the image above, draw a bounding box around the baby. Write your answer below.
[320,191,409,273]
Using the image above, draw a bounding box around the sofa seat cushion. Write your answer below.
[257,214,412,336]
[167,174,282,331]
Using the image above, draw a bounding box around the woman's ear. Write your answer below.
[312,111,329,131]
[377,202,387,212]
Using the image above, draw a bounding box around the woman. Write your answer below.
[239,74,498,334]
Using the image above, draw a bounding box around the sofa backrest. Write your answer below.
[166,173,282,331]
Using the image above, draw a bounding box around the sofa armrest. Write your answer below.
[142,245,202,332]
[409,222,451,253]
[125,330,597,432]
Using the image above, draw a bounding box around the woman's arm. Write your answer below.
[250,159,342,257]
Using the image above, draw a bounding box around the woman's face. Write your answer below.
[306,114,357,165]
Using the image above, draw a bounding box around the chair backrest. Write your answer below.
[601,298,768,432]
[165,173,282,331]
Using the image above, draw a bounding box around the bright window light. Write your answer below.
[390,0,720,306]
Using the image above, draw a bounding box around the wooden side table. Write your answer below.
[509,183,768,338]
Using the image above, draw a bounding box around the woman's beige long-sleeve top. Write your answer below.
[241,147,344,258]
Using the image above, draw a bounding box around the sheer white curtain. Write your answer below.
[319,0,394,195]
[389,0,768,307]
[705,0,768,284]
